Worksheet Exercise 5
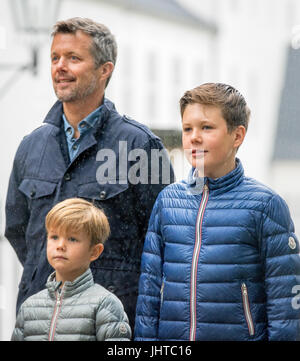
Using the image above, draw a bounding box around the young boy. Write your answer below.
[11,198,131,341]
[134,83,300,341]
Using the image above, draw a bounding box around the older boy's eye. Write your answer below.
[203,125,212,130]
[183,127,191,132]
[49,234,58,240]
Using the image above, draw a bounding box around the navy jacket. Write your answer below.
[5,98,174,330]
[135,160,300,340]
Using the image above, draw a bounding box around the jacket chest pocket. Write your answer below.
[18,178,57,211]
[77,181,129,202]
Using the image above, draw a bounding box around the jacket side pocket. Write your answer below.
[160,275,166,308]
[241,282,255,336]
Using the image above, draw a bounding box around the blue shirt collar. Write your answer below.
[63,104,103,137]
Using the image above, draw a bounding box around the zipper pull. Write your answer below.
[241,282,247,294]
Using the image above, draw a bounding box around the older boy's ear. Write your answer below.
[234,125,246,148]
[90,243,104,262]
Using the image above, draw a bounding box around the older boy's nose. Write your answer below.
[191,129,202,143]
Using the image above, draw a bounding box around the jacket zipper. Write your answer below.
[48,289,64,341]
[189,183,209,341]
[241,282,255,336]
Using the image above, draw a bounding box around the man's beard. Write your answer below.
[54,76,98,103]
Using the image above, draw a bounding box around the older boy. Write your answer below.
[134,83,300,341]
[11,198,131,341]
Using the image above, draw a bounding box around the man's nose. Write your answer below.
[54,57,68,72]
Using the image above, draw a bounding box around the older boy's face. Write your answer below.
[47,229,103,284]
[182,103,245,179]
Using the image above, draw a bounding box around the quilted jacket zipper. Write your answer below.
[241,282,255,336]
[48,289,64,341]
[189,183,209,341]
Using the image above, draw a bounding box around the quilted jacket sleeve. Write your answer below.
[95,293,132,341]
[11,306,25,341]
[134,195,164,340]
[262,194,300,340]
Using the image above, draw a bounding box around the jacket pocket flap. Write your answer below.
[18,179,57,199]
[78,181,129,201]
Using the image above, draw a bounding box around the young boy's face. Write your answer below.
[182,103,245,179]
[47,228,103,284]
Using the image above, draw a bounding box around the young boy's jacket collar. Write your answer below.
[46,268,94,299]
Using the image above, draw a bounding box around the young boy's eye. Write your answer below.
[69,237,78,243]
[49,234,58,240]
[183,127,191,132]
[203,125,212,130]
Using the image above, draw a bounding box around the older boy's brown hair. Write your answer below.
[180,83,251,132]
[45,198,110,246]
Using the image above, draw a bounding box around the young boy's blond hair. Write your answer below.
[45,198,110,246]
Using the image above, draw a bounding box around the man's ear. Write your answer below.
[90,243,104,262]
[233,125,246,149]
[99,61,114,82]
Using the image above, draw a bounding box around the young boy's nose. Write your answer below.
[56,237,67,250]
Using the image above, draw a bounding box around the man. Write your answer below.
[5,17,174,331]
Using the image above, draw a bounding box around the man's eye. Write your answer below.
[71,56,79,61]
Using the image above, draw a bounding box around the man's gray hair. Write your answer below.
[52,17,117,85]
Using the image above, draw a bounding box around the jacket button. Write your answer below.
[30,190,36,198]
[100,191,106,199]
[64,173,71,181]
[107,285,116,293]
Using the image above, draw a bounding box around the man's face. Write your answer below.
[51,31,102,103]
[182,103,245,179]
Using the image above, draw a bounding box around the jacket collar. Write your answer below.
[187,158,244,195]
[43,97,115,130]
[46,268,94,299]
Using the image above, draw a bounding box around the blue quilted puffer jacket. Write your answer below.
[134,159,300,341]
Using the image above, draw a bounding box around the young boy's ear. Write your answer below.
[90,243,104,262]
[233,125,246,149]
